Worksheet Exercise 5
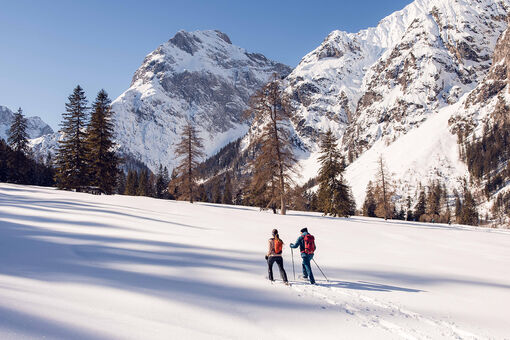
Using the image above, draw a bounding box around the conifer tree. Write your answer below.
[222,172,233,204]
[55,85,89,189]
[124,170,138,196]
[426,181,442,218]
[7,108,30,183]
[8,108,29,154]
[85,89,118,194]
[405,195,414,221]
[362,181,377,217]
[454,189,462,222]
[116,171,126,195]
[414,189,426,221]
[197,184,207,202]
[167,168,179,200]
[245,74,296,215]
[459,186,478,226]
[212,181,222,203]
[317,129,355,216]
[155,164,168,198]
[0,139,10,181]
[175,120,204,203]
[137,169,149,196]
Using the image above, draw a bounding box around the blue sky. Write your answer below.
[0,0,411,129]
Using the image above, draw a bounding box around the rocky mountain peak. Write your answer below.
[168,30,232,56]
[113,30,291,171]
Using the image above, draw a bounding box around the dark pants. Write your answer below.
[268,256,288,283]
[301,253,315,284]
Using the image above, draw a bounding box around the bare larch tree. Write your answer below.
[175,120,204,203]
[245,74,296,215]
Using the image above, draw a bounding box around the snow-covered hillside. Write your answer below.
[0,105,53,141]
[1,184,509,339]
[111,30,291,171]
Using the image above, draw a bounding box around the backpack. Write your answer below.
[303,234,315,254]
[274,238,283,254]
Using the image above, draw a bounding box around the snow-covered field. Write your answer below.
[0,184,509,339]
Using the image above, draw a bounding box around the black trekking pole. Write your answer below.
[291,248,296,280]
[312,258,329,282]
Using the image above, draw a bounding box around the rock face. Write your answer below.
[454,16,510,131]
[284,0,509,155]
[0,105,54,141]
[112,30,291,171]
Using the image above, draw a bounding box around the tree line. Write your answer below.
[5,80,501,227]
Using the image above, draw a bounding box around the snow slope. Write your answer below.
[345,98,468,207]
[0,184,509,339]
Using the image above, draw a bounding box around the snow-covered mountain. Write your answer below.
[112,30,291,171]
[257,0,510,211]
[285,0,509,153]
[0,105,53,141]
[21,0,509,217]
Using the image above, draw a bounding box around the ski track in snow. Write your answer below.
[288,281,481,340]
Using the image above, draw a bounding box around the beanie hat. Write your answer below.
[300,227,308,233]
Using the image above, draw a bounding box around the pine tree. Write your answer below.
[167,168,179,200]
[155,164,167,198]
[212,180,222,203]
[362,181,377,217]
[454,189,462,223]
[116,171,126,195]
[222,171,233,204]
[405,195,414,221]
[317,129,355,217]
[197,184,207,202]
[175,120,204,203]
[426,181,442,218]
[55,85,90,189]
[137,169,149,196]
[459,186,478,226]
[0,139,10,182]
[7,108,30,183]
[85,90,118,194]
[8,108,29,154]
[414,189,426,221]
[124,170,138,196]
[245,74,296,215]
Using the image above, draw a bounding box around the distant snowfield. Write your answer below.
[0,184,509,339]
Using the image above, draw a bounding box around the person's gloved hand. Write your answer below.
[265,255,268,260]
[290,243,294,247]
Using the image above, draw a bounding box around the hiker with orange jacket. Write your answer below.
[290,227,316,284]
[265,229,289,284]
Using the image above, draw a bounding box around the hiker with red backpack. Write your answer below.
[265,229,289,285]
[290,227,316,284]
